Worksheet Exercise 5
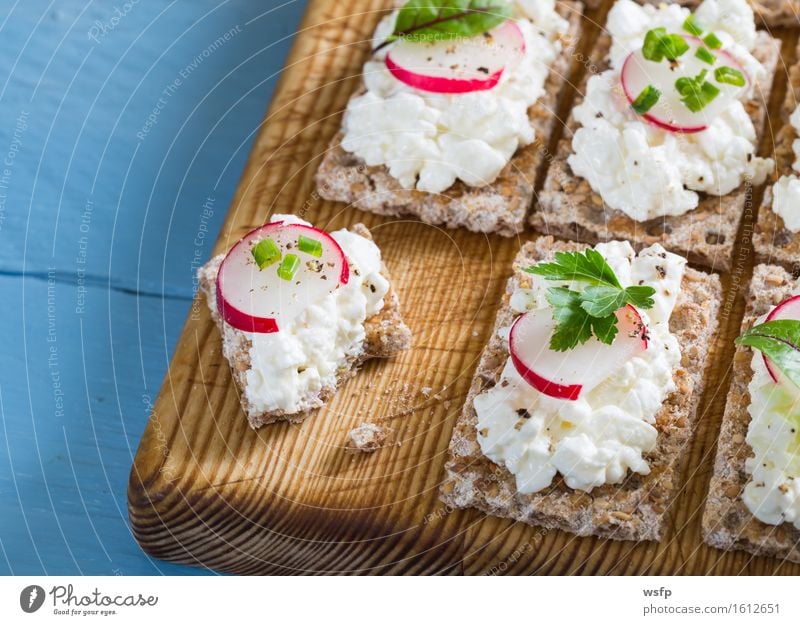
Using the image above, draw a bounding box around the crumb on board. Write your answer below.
[421,386,432,397]
[346,423,391,453]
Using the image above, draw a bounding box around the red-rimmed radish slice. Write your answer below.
[509,305,648,401]
[216,221,349,334]
[763,294,800,385]
[621,36,748,134]
[385,20,525,94]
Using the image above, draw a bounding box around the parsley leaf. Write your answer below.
[375,0,512,53]
[737,320,800,389]
[525,250,656,351]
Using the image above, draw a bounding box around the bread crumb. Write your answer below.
[346,423,390,453]
[421,386,432,397]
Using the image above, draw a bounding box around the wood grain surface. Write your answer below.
[128,0,800,574]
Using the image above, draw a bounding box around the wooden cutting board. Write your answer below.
[127,0,800,575]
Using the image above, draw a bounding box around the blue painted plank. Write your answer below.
[0,0,306,297]
[0,273,216,574]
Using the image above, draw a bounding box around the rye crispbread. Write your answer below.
[440,237,721,541]
[531,25,780,272]
[314,2,584,237]
[635,0,800,28]
[198,223,412,429]
[702,264,800,564]
[754,41,800,274]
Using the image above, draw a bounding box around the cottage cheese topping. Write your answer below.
[568,0,772,222]
[743,300,800,529]
[216,214,389,414]
[475,241,686,493]
[772,105,800,232]
[340,0,569,194]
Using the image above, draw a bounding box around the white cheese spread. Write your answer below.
[215,214,389,414]
[340,0,569,193]
[771,104,800,232]
[743,301,800,529]
[568,0,773,222]
[475,241,686,493]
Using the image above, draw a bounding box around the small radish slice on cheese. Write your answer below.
[385,20,525,94]
[509,305,648,400]
[621,36,748,134]
[216,222,349,333]
[763,294,800,386]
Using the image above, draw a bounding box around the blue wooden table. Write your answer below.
[0,0,306,575]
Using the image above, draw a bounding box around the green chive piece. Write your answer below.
[682,14,704,36]
[642,28,689,62]
[642,27,667,62]
[703,32,722,49]
[714,65,746,87]
[297,234,323,257]
[277,253,300,281]
[676,70,720,112]
[251,238,281,269]
[660,33,689,60]
[631,85,661,114]
[695,46,716,65]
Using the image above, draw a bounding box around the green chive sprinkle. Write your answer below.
[682,14,704,36]
[251,238,281,269]
[703,32,722,49]
[631,85,661,114]
[642,28,689,62]
[714,65,746,87]
[660,34,690,60]
[277,254,300,281]
[642,28,667,62]
[676,70,720,112]
[297,234,323,257]
[695,46,716,65]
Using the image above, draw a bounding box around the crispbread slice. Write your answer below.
[198,223,412,429]
[754,41,800,274]
[315,2,584,237]
[702,264,800,564]
[440,236,722,541]
[637,0,800,27]
[531,26,779,272]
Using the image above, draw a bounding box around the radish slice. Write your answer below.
[216,222,349,333]
[763,294,800,386]
[509,305,648,400]
[385,20,525,94]
[621,36,748,134]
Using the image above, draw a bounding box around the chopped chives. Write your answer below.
[631,85,661,114]
[695,46,716,65]
[703,32,722,49]
[277,254,300,281]
[251,237,281,269]
[642,28,689,62]
[660,34,690,60]
[297,234,323,257]
[682,14,704,36]
[714,65,746,87]
[642,28,667,62]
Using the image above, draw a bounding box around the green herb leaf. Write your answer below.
[737,320,800,389]
[676,69,720,112]
[682,14,704,36]
[525,250,656,351]
[631,85,661,114]
[714,65,746,87]
[642,28,689,62]
[251,238,281,269]
[525,249,622,288]
[695,46,716,65]
[703,32,722,49]
[377,0,512,52]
